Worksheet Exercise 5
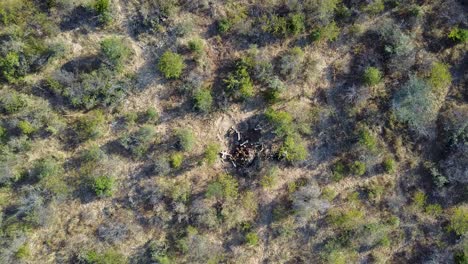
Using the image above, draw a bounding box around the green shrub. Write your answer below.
[76,111,105,141]
[145,107,159,123]
[224,62,254,99]
[15,243,30,259]
[82,249,126,264]
[218,18,232,33]
[279,47,305,81]
[245,232,259,246]
[265,108,294,137]
[428,62,452,92]
[382,157,396,173]
[0,52,20,83]
[100,37,132,72]
[412,191,426,210]
[425,204,443,217]
[262,13,305,37]
[92,176,115,197]
[279,133,308,163]
[188,38,204,55]
[0,91,27,114]
[17,120,36,135]
[120,125,157,158]
[31,157,61,181]
[170,152,184,169]
[193,88,213,113]
[350,161,366,176]
[264,77,286,103]
[332,161,347,181]
[327,208,364,230]
[123,111,138,126]
[260,166,279,189]
[288,13,305,35]
[92,0,112,24]
[448,27,468,43]
[204,143,220,166]
[363,67,382,86]
[392,76,438,135]
[206,173,238,201]
[449,206,468,236]
[358,128,377,151]
[158,51,185,79]
[176,128,195,152]
[363,0,385,15]
[311,22,340,43]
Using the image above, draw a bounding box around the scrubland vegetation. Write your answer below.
[0,0,467,263]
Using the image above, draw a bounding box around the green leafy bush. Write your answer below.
[193,88,213,113]
[31,157,61,181]
[158,51,185,79]
[245,232,259,246]
[363,67,382,86]
[92,176,115,197]
[449,206,468,236]
[204,143,220,166]
[412,191,426,210]
[218,18,231,33]
[279,47,305,81]
[332,161,347,181]
[75,110,105,141]
[448,27,468,43]
[170,152,184,169]
[0,91,27,114]
[206,173,238,201]
[262,13,305,37]
[176,128,195,152]
[265,108,294,137]
[17,120,36,135]
[81,249,126,264]
[120,125,157,159]
[279,133,308,163]
[311,22,340,43]
[382,157,396,173]
[100,37,132,72]
[350,161,366,176]
[428,62,451,93]
[0,52,20,83]
[363,0,385,15]
[358,128,377,151]
[327,208,364,230]
[188,38,204,55]
[145,107,159,123]
[224,61,254,99]
[392,76,438,135]
[92,0,112,24]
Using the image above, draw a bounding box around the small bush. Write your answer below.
[358,128,377,151]
[448,27,468,43]
[218,18,231,33]
[412,191,426,210]
[363,67,382,86]
[15,244,30,259]
[31,157,61,181]
[350,161,366,176]
[92,176,115,197]
[449,206,468,236]
[279,47,305,81]
[224,61,254,99]
[327,208,364,230]
[0,91,27,114]
[363,0,385,15]
[206,173,238,201]
[382,157,396,173]
[193,88,213,113]
[176,128,195,152]
[245,232,259,246]
[425,204,443,217]
[120,125,157,159]
[170,152,184,169]
[265,108,294,137]
[82,249,126,264]
[100,37,132,72]
[279,133,308,163]
[264,76,286,103]
[260,166,279,189]
[392,76,437,135]
[158,51,185,79]
[17,120,36,135]
[92,0,112,24]
[188,38,204,55]
[428,62,451,93]
[311,22,340,43]
[262,13,305,37]
[332,161,347,181]
[76,111,105,141]
[145,107,159,123]
[0,52,20,83]
[204,143,220,166]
